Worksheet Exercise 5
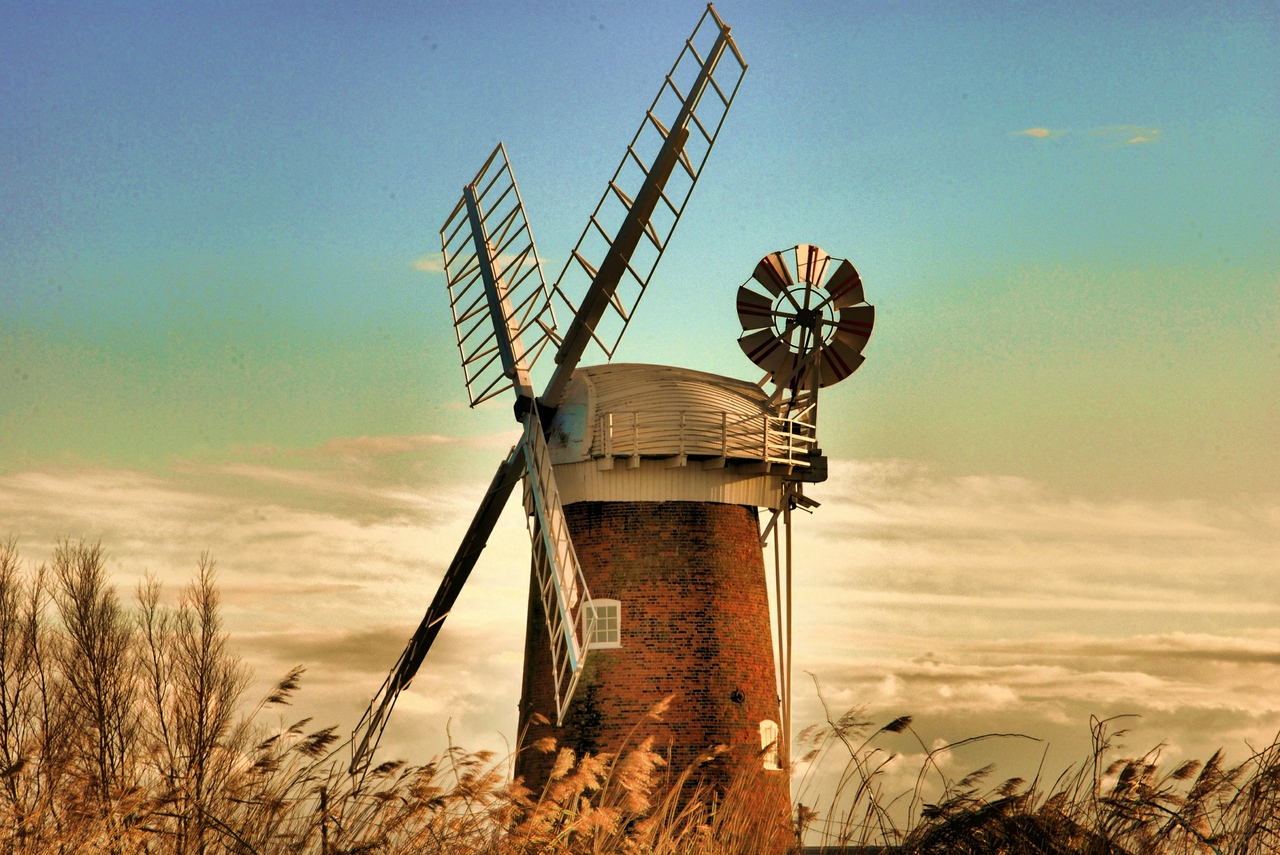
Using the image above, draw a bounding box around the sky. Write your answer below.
[2,0,1278,823]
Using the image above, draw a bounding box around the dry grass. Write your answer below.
[786,679,1280,854]
[2,537,1278,854]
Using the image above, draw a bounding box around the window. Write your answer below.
[583,599,621,650]
[760,719,781,770]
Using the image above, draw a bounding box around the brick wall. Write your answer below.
[516,501,791,844]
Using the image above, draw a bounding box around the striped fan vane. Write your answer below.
[736,245,874,393]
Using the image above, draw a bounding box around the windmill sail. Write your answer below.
[356,144,595,773]
[520,410,594,725]
[441,144,557,407]
[350,445,525,775]
[541,5,747,407]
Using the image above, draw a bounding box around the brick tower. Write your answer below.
[514,363,810,837]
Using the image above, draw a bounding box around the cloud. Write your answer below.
[819,589,1279,615]
[415,249,552,278]
[315,434,456,456]
[781,458,1280,779]
[1016,127,1063,139]
[310,431,521,458]
[802,628,1280,726]
[413,253,445,273]
[1093,125,1161,146]
[0,452,537,761]
[1013,125,1160,146]
[3,453,1278,782]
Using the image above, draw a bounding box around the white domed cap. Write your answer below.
[547,363,776,466]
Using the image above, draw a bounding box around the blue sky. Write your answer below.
[2,0,1278,806]
[4,1,1276,494]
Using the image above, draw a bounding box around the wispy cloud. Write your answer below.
[2,453,1277,774]
[1016,127,1064,139]
[310,431,521,458]
[1094,124,1161,146]
[785,458,1280,776]
[413,253,445,273]
[796,460,1279,635]
[1014,125,1161,146]
[415,250,552,278]
[0,450,536,758]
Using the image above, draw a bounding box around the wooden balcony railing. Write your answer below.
[590,409,818,468]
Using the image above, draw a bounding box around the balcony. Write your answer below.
[589,407,818,471]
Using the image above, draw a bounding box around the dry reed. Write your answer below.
[1,538,1277,854]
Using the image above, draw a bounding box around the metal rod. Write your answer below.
[778,486,788,767]
[773,503,786,768]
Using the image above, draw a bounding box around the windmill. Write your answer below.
[350,6,876,826]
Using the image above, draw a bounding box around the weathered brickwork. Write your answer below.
[516,501,791,840]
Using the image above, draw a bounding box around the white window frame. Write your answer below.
[760,719,781,770]
[583,598,621,650]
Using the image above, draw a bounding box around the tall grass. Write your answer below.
[1,537,1278,854]
[786,680,1280,853]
